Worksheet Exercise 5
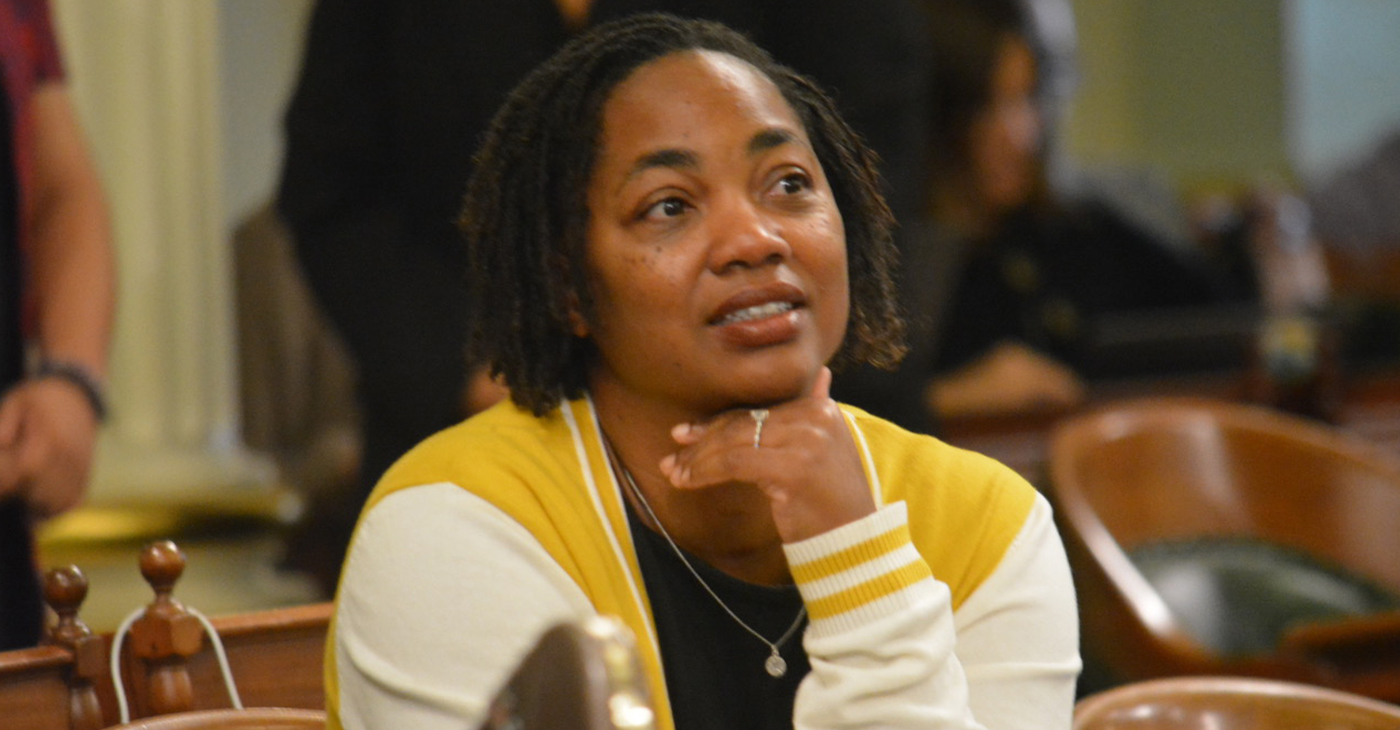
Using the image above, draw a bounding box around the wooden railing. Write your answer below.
[0,541,330,730]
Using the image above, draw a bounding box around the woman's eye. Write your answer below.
[775,172,812,196]
[641,197,689,221]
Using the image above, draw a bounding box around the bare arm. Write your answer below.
[0,83,115,517]
[927,342,1085,419]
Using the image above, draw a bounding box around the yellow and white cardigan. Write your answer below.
[327,397,1080,730]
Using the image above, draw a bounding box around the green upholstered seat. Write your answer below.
[1131,536,1400,658]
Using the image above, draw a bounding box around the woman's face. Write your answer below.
[579,50,849,414]
[969,36,1041,214]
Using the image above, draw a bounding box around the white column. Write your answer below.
[50,0,278,511]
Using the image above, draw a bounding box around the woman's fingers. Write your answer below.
[662,367,834,483]
[660,408,756,487]
[659,370,874,541]
[809,365,832,400]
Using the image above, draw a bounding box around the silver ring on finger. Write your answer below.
[750,408,769,449]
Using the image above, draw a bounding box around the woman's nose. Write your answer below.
[708,194,790,272]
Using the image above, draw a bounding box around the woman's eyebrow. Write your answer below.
[749,127,798,156]
[617,128,799,193]
[616,148,697,194]
[628,148,697,178]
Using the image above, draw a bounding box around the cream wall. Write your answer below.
[47,1,311,512]
[218,0,316,227]
[1063,0,1290,192]
[1064,0,1400,194]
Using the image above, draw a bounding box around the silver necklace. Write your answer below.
[609,447,806,678]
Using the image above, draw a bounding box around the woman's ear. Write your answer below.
[566,290,590,338]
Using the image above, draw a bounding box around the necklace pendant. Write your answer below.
[764,650,787,678]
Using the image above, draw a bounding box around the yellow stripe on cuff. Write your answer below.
[803,559,933,621]
[790,522,912,584]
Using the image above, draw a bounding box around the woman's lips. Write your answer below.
[709,281,806,324]
[713,300,795,326]
[709,283,806,348]
[712,307,803,348]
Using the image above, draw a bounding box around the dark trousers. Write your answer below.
[0,496,41,650]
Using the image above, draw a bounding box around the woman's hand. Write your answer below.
[659,367,875,543]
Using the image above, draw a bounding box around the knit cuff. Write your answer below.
[784,501,934,637]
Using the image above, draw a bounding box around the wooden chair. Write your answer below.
[1046,397,1400,701]
[1073,675,1400,729]
[113,540,331,721]
[479,616,655,730]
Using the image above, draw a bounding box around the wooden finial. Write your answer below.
[129,540,203,717]
[42,565,107,730]
[139,539,187,599]
[43,565,90,646]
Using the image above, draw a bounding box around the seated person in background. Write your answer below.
[1307,127,1400,252]
[902,0,1253,420]
[328,14,1079,730]
[1304,127,1400,364]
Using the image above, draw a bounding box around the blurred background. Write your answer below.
[33,0,1400,631]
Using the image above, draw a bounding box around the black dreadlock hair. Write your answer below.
[461,12,905,415]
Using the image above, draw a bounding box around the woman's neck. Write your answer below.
[591,385,791,586]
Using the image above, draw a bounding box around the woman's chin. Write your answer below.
[724,369,819,408]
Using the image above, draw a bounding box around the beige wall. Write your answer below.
[1063,0,1290,194]
[219,0,316,228]
[48,1,312,511]
[1064,0,1400,195]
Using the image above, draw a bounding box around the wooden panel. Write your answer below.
[119,602,332,717]
[204,603,330,711]
[0,646,81,730]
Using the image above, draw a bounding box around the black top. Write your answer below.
[625,496,810,730]
[830,199,1260,436]
[933,201,1254,378]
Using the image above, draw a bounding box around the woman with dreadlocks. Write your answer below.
[326,14,1079,730]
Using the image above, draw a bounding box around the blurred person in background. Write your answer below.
[1305,127,1400,366]
[1308,127,1400,252]
[887,0,1252,423]
[0,0,115,650]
